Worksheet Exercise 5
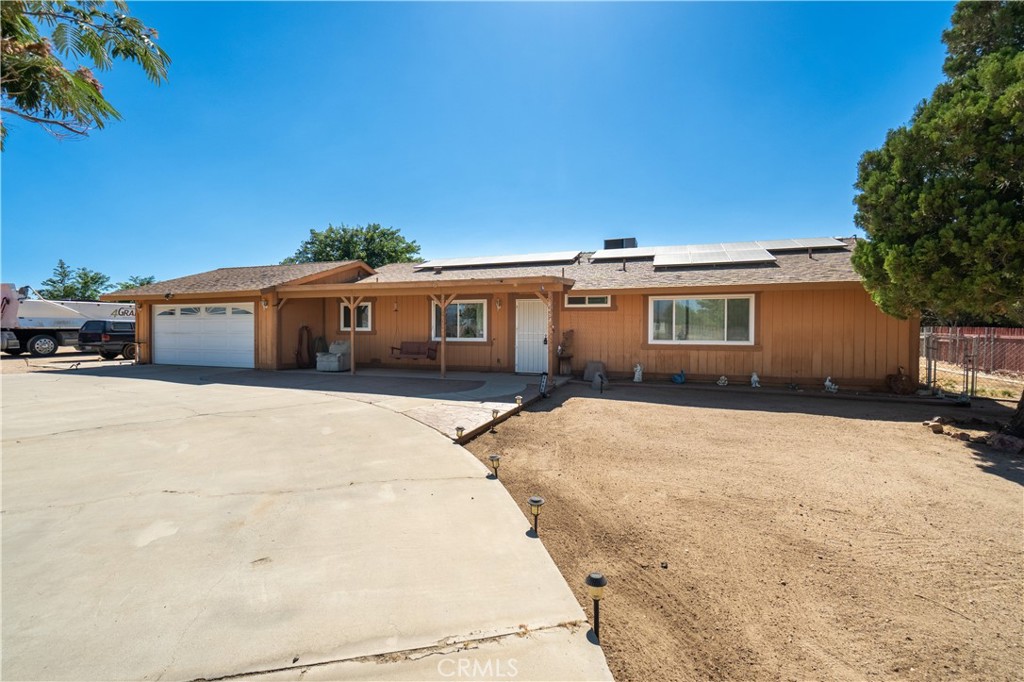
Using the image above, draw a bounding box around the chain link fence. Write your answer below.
[920,327,1024,399]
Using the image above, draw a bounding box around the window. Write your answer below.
[231,307,253,316]
[205,306,227,315]
[111,322,134,332]
[179,306,200,316]
[432,300,486,341]
[649,295,754,344]
[565,294,611,308]
[156,309,175,316]
[340,302,372,331]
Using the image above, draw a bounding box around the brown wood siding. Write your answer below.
[560,286,915,388]
[278,298,326,368]
[136,302,152,364]
[270,283,915,388]
[321,294,512,371]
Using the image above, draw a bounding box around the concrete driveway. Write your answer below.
[1,366,611,681]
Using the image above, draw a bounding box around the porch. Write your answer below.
[269,275,575,379]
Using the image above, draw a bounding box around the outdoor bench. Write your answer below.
[390,340,439,360]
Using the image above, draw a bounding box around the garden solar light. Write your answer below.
[515,395,523,406]
[492,407,500,420]
[455,426,465,439]
[527,495,545,534]
[488,454,501,478]
[585,572,608,643]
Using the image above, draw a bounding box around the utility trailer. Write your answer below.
[1,284,135,357]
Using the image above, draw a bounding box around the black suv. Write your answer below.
[76,320,137,360]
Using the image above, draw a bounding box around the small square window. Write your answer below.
[205,306,227,315]
[179,306,200,316]
[340,302,372,331]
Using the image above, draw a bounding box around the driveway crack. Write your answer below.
[187,621,587,681]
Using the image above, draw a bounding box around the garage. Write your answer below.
[152,303,255,368]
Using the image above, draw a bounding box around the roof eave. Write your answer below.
[100,289,263,302]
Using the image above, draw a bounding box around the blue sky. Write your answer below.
[2,1,955,288]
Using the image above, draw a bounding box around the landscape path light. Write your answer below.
[491,408,500,432]
[488,454,501,479]
[515,395,523,407]
[585,572,608,643]
[455,426,465,439]
[527,495,545,535]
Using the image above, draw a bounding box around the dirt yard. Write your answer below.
[0,347,118,374]
[467,383,1023,682]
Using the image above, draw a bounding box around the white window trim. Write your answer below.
[648,294,755,345]
[431,299,488,342]
[564,294,612,308]
[340,301,372,331]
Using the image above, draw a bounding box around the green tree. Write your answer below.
[282,223,421,269]
[37,259,112,299]
[852,0,1024,435]
[1,0,170,149]
[114,274,155,290]
[74,267,110,299]
[37,258,76,298]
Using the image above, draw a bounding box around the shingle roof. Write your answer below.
[108,261,359,297]
[366,239,861,290]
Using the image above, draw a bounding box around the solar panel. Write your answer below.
[727,248,777,263]
[653,247,777,268]
[755,237,846,251]
[415,250,581,270]
[593,237,845,261]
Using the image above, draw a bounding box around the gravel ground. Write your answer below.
[468,383,1023,682]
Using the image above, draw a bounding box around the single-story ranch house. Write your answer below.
[103,237,920,389]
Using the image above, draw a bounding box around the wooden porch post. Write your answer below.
[341,295,364,375]
[430,293,456,379]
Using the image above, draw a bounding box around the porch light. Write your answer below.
[515,395,523,407]
[585,572,608,643]
[527,495,545,535]
[488,454,500,478]
[455,426,465,439]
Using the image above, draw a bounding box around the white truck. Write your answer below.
[1,284,135,357]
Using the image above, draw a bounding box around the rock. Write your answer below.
[957,432,971,441]
[929,423,944,434]
[970,435,988,444]
[990,433,1024,454]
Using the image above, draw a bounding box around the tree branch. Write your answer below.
[1,107,89,136]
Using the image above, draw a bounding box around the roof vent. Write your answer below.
[433,266,443,275]
[603,237,638,250]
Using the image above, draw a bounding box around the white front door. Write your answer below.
[152,303,255,368]
[515,299,548,374]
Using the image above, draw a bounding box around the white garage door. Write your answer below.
[153,303,255,368]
